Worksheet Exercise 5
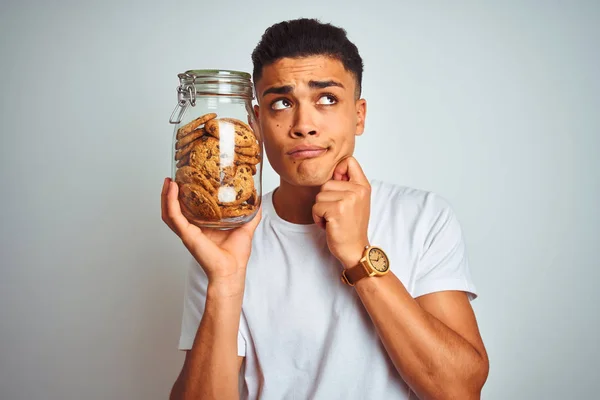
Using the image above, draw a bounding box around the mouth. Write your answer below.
[287,145,329,160]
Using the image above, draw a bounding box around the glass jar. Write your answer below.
[169,70,261,229]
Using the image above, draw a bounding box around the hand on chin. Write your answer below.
[311,156,371,268]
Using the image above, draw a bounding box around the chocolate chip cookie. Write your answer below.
[176,128,205,150]
[205,118,256,147]
[175,166,216,196]
[176,113,217,139]
[179,183,222,221]
[217,164,255,206]
[220,203,256,218]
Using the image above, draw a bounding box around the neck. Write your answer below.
[272,180,321,225]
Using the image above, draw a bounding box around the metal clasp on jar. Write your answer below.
[169,73,198,124]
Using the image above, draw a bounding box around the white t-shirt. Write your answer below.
[179,180,477,399]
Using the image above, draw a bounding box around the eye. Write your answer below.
[316,95,337,105]
[271,99,292,110]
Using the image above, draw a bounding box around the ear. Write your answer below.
[248,104,261,136]
[253,104,260,120]
[355,98,367,136]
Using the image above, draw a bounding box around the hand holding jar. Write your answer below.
[161,177,261,295]
[161,69,263,292]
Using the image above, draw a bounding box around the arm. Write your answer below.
[353,275,489,400]
[161,178,261,400]
[170,287,245,400]
[313,157,488,399]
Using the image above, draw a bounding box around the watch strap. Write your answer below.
[341,261,370,286]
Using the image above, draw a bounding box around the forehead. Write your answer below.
[257,56,355,93]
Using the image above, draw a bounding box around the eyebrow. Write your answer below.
[308,80,345,90]
[262,80,345,97]
[262,85,293,97]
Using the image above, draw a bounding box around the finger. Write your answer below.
[333,156,369,185]
[166,182,226,265]
[312,201,336,229]
[161,177,177,232]
[240,205,262,236]
[166,181,193,236]
[316,190,352,203]
[221,206,264,255]
[315,219,326,230]
[162,177,169,195]
[312,208,326,229]
[333,171,349,181]
[320,180,363,193]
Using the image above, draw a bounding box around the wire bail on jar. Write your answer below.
[169,72,198,124]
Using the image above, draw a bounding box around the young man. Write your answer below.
[162,18,489,400]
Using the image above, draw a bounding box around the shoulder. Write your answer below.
[368,180,464,248]
[369,179,455,220]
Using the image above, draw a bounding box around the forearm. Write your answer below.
[173,284,244,400]
[354,273,486,400]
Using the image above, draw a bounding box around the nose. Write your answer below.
[290,104,318,138]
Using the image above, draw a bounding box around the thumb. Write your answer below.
[220,206,262,260]
[240,206,262,236]
[333,156,368,184]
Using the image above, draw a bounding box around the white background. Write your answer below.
[1,1,598,399]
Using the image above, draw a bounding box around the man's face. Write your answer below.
[254,56,366,187]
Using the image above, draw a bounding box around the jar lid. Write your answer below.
[177,69,253,98]
[182,69,251,79]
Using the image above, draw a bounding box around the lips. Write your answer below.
[287,145,328,159]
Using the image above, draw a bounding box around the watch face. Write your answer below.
[368,247,389,273]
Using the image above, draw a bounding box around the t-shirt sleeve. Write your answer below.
[178,259,247,357]
[412,193,478,300]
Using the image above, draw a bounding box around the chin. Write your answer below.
[270,152,339,187]
[283,167,332,188]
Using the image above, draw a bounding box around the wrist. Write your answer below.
[204,284,245,327]
[207,276,246,299]
[341,241,370,270]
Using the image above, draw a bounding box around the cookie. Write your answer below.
[221,165,237,182]
[200,160,221,189]
[179,183,222,221]
[221,162,256,176]
[175,166,216,196]
[220,163,249,184]
[205,118,256,147]
[189,136,220,164]
[247,188,258,206]
[176,113,217,139]
[178,198,196,221]
[217,164,255,206]
[176,153,190,168]
[188,137,222,185]
[176,128,205,150]
[220,203,256,218]
[235,153,260,165]
[221,118,253,134]
[235,140,260,157]
[175,140,197,161]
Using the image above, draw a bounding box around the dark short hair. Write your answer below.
[251,18,364,98]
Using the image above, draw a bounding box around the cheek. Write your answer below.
[261,129,285,166]
[260,117,291,147]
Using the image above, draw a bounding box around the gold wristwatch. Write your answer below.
[341,245,390,286]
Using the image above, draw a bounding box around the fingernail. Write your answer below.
[162,178,168,194]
